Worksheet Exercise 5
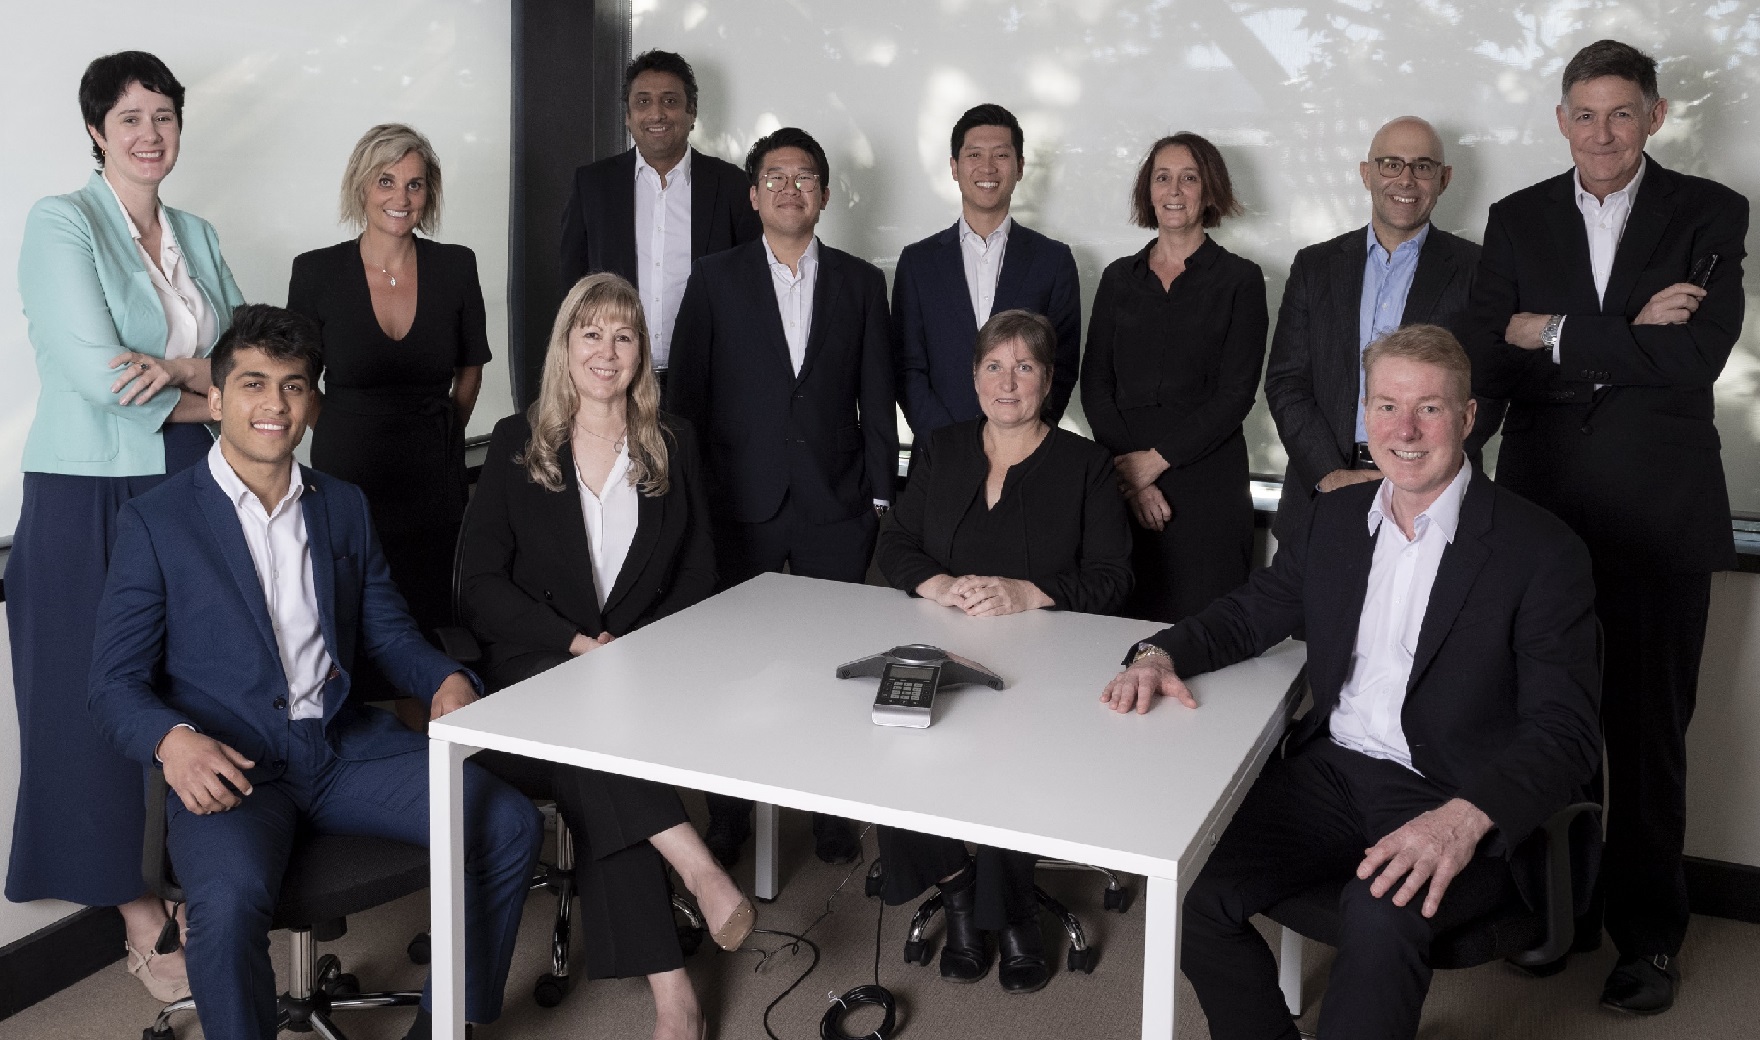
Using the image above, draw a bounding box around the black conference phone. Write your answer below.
[834,644,1005,728]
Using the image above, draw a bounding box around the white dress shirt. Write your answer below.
[766,236,820,376]
[207,443,333,720]
[575,441,640,611]
[959,215,1012,326]
[1330,461,1472,773]
[633,148,694,369]
[1554,157,1647,374]
[105,174,214,360]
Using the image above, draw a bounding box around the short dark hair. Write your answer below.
[1130,132,1241,230]
[974,309,1057,376]
[211,305,324,387]
[1562,40,1660,105]
[80,51,184,167]
[950,103,1023,160]
[624,50,698,113]
[744,127,830,187]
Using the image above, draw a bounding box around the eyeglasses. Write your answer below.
[762,172,822,193]
[1371,157,1444,180]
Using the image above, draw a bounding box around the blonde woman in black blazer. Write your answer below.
[459,273,749,1040]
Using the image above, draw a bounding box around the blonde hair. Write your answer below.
[520,273,670,495]
[1362,323,1472,407]
[339,123,444,234]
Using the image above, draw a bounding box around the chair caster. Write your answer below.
[903,939,933,966]
[143,1026,175,1040]
[533,972,572,1008]
[314,953,343,987]
[677,922,706,956]
[1102,886,1131,913]
[323,973,360,999]
[407,933,431,965]
[1067,946,1098,974]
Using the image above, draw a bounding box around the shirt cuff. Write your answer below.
[154,723,198,764]
[1551,315,1566,365]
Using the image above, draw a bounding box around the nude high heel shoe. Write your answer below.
[125,939,191,1002]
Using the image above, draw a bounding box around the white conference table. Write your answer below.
[428,573,1306,1039]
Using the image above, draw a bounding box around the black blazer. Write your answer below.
[876,421,1133,614]
[1265,225,1480,540]
[891,221,1081,436]
[1467,157,1748,574]
[1145,470,1601,854]
[457,412,717,678]
[665,238,898,524]
[557,147,762,291]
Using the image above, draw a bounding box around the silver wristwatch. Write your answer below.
[1539,313,1564,353]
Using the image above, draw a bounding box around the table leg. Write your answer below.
[430,738,478,1040]
[753,801,780,901]
[1142,873,1180,1039]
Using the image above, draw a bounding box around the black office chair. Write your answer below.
[863,857,1131,975]
[139,770,426,1040]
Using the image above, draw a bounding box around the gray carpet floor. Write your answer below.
[5,805,1757,1039]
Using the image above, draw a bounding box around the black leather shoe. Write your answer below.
[936,876,991,982]
[996,918,1051,994]
[812,815,861,864]
[704,813,751,869]
[1600,954,1679,1015]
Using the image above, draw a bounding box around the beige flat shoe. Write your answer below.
[125,939,191,1003]
[710,897,756,952]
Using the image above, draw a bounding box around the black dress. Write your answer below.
[287,237,491,636]
[1079,236,1268,624]
[873,420,1132,929]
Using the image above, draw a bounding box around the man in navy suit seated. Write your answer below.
[89,304,541,1040]
[1102,325,1601,1040]
[891,103,1081,438]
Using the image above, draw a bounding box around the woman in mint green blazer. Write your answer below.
[5,51,242,1002]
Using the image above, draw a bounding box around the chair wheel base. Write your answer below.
[144,1027,175,1040]
[534,973,573,1008]
[1067,947,1098,973]
[323,973,360,998]
[903,939,932,966]
[407,933,431,965]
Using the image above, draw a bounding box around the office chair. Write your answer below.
[139,770,425,1040]
[863,857,1131,974]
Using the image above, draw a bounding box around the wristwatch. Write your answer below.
[1539,314,1564,353]
[1131,643,1172,667]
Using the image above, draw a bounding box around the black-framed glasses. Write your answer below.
[762,172,822,193]
[1371,156,1444,180]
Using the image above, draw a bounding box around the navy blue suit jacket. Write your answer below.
[891,220,1080,437]
[89,459,471,781]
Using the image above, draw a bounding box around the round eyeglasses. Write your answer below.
[762,172,822,193]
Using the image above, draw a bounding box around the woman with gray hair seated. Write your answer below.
[873,309,1133,995]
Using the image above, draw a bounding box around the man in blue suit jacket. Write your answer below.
[892,104,1082,437]
[89,305,541,1040]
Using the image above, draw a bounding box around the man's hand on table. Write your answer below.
[429,672,480,721]
[1357,797,1494,918]
[1100,651,1197,714]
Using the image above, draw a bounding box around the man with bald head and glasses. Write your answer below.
[1265,116,1480,545]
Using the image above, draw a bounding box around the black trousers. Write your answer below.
[875,828,1037,930]
[1594,569,1712,959]
[1183,739,1514,1040]
[707,494,879,828]
[482,650,689,979]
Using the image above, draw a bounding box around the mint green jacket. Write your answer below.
[18,172,244,476]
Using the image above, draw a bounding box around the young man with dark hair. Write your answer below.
[892,103,1080,437]
[558,49,761,390]
[666,127,896,867]
[88,304,542,1040]
[1467,37,1749,1014]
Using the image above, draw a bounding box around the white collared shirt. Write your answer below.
[207,443,333,721]
[1554,158,1647,374]
[633,148,694,369]
[959,215,1012,326]
[766,236,819,376]
[103,174,213,360]
[575,441,640,611]
[1330,461,1473,773]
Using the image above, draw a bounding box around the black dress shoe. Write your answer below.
[937,875,991,982]
[704,814,751,869]
[812,815,861,864]
[996,918,1051,994]
[1601,954,1679,1015]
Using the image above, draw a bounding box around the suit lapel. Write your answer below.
[550,443,602,605]
[1543,175,1600,310]
[1407,472,1492,691]
[935,225,978,327]
[993,221,1033,311]
[742,241,798,379]
[603,489,662,619]
[297,472,342,675]
[1323,509,1377,697]
[192,464,281,660]
[798,246,842,385]
[1329,234,1369,437]
[1401,230,1455,325]
[1602,158,1676,314]
[610,150,639,284]
[688,148,716,258]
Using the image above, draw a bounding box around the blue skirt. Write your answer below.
[5,424,211,905]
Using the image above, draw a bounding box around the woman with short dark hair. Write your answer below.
[1080,132,1268,623]
[7,50,245,1001]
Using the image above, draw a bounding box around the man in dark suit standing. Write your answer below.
[1467,39,1748,1014]
[891,103,1081,437]
[558,50,761,391]
[666,127,896,865]
[87,306,541,1040]
[1265,116,1479,544]
[1103,325,1600,1040]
